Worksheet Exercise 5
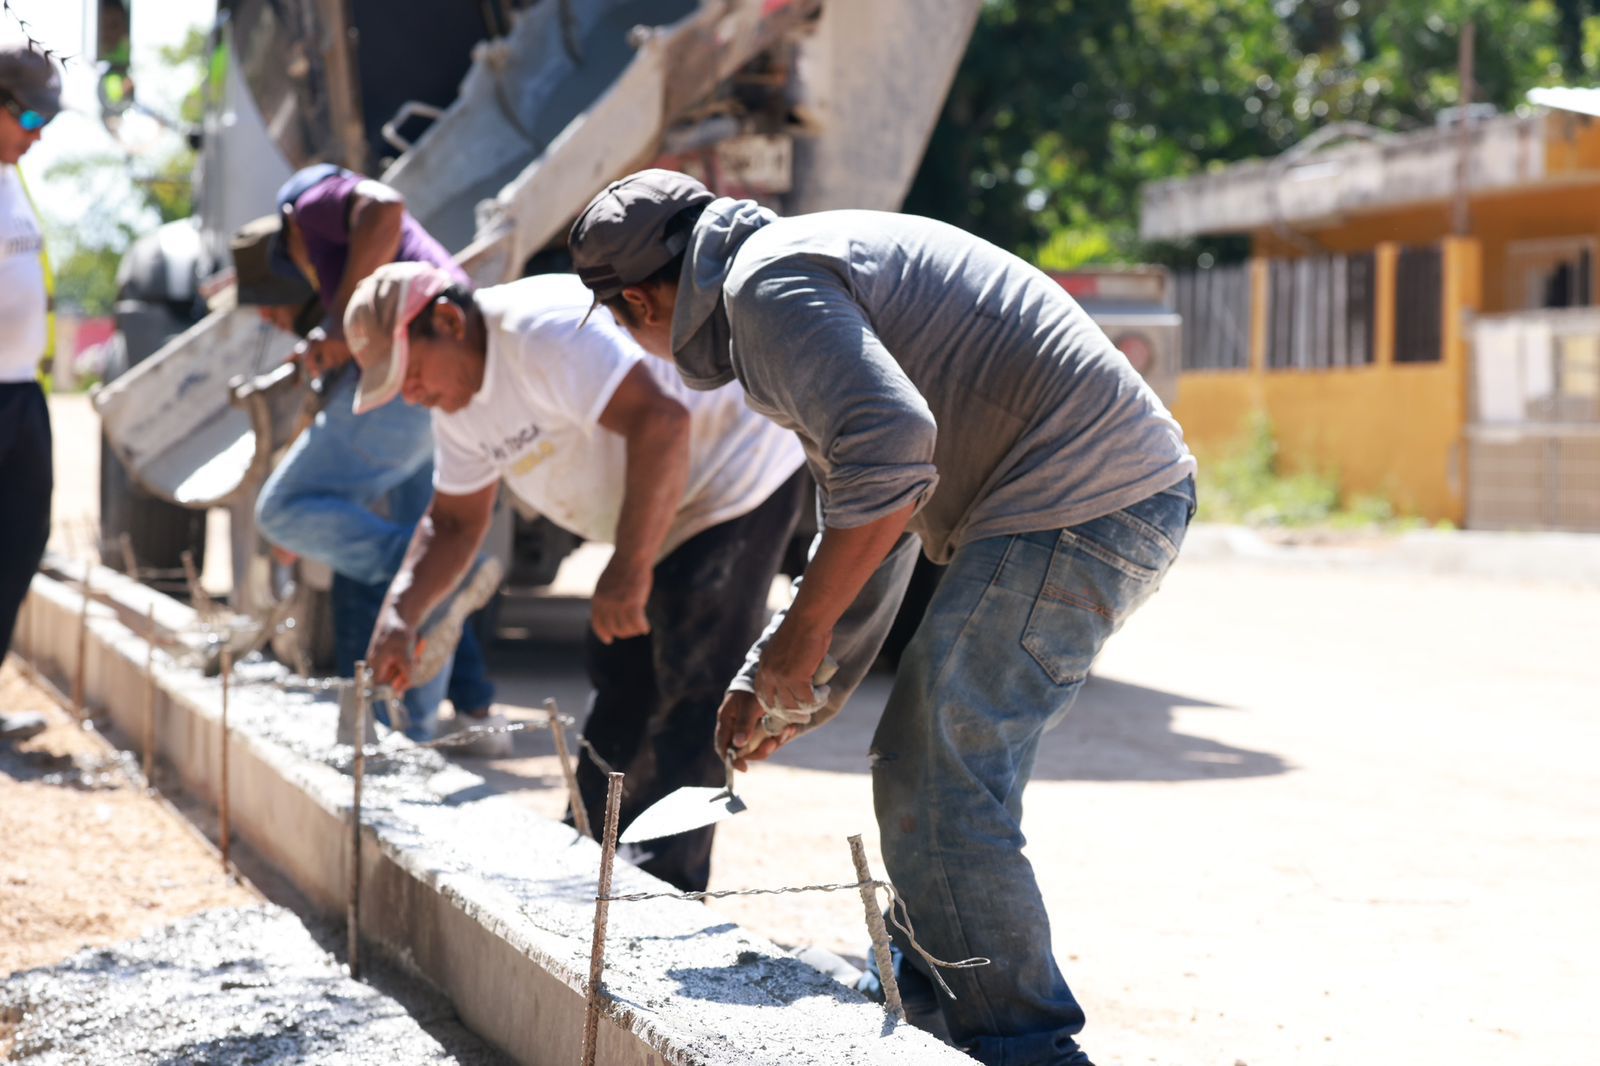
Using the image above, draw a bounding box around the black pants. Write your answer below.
[577,470,807,892]
[0,382,52,662]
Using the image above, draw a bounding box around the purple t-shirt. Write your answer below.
[290,174,468,328]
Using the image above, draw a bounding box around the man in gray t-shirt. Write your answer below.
[570,170,1196,1065]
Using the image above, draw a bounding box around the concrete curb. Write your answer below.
[1181,524,1600,586]
[14,568,966,1066]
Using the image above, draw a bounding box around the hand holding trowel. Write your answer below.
[617,656,838,845]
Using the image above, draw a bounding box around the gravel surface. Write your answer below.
[0,906,494,1064]
[0,663,255,978]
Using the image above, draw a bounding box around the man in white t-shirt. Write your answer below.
[348,262,805,892]
[0,45,60,745]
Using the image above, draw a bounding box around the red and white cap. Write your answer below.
[344,261,455,414]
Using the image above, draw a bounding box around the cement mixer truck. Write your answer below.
[90,0,986,666]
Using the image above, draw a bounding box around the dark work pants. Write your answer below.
[577,470,806,892]
[0,382,52,663]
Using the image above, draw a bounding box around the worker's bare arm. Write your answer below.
[591,362,692,644]
[367,482,496,690]
[717,502,917,767]
[327,180,405,337]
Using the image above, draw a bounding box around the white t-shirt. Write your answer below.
[0,167,47,383]
[433,274,805,557]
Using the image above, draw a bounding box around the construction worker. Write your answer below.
[567,170,1197,1065]
[346,262,805,893]
[233,165,501,747]
[0,45,60,746]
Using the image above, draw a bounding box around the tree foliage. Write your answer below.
[907,0,1598,270]
[45,27,206,315]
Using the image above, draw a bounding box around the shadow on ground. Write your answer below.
[765,674,1289,783]
[475,604,1288,787]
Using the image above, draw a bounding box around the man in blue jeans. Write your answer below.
[570,171,1197,1064]
[233,165,499,745]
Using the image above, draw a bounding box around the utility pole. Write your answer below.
[1452,20,1476,236]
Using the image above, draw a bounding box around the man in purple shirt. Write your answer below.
[236,165,501,748]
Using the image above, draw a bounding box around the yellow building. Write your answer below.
[1141,94,1600,530]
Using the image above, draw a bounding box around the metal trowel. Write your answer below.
[618,657,838,845]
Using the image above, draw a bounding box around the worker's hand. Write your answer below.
[591,557,652,645]
[752,619,832,720]
[716,689,798,771]
[366,606,416,696]
[293,329,353,380]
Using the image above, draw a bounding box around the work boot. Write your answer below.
[411,555,504,688]
[0,711,47,744]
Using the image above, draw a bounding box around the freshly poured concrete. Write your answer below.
[0,906,498,1064]
[12,569,966,1065]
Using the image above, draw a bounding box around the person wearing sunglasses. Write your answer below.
[0,45,61,746]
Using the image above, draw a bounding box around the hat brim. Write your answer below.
[352,329,409,415]
[350,267,452,415]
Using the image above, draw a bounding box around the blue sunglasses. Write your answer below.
[1,93,49,132]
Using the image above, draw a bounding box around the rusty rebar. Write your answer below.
[72,566,91,720]
[850,834,905,1022]
[219,646,232,873]
[348,662,370,980]
[143,604,156,788]
[546,698,592,840]
[118,532,138,580]
[581,771,625,1066]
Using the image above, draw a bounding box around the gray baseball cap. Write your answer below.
[567,169,715,301]
[0,46,63,121]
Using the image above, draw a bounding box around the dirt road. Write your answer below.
[479,554,1598,1066]
[57,393,1599,1064]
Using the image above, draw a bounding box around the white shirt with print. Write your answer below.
[432,273,804,557]
[0,167,47,383]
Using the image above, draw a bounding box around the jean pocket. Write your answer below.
[1020,513,1179,686]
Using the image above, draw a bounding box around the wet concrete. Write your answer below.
[12,570,969,1065]
[0,906,506,1065]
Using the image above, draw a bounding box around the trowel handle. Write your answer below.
[758,655,839,737]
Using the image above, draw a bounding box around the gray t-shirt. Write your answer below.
[669,199,1196,720]
[673,199,1195,565]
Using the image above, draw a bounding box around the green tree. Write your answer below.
[907,0,1596,270]
[45,27,206,315]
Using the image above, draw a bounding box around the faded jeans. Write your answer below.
[256,369,491,737]
[873,477,1195,1066]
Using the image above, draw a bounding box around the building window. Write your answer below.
[1394,245,1444,364]
[1506,237,1597,310]
[1175,262,1252,370]
[1266,253,1376,369]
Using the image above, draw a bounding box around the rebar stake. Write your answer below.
[348,662,370,980]
[849,834,905,1022]
[581,771,624,1066]
[219,646,232,873]
[118,532,139,580]
[181,549,216,621]
[546,698,592,840]
[143,604,156,788]
[72,567,91,720]
[18,577,34,683]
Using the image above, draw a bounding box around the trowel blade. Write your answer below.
[617,786,748,845]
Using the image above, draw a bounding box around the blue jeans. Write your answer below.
[257,370,495,736]
[873,477,1195,1066]
[257,369,432,586]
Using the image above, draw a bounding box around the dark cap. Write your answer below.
[231,215,317,308]
[568,169,714,300]
[0,45,63,120]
